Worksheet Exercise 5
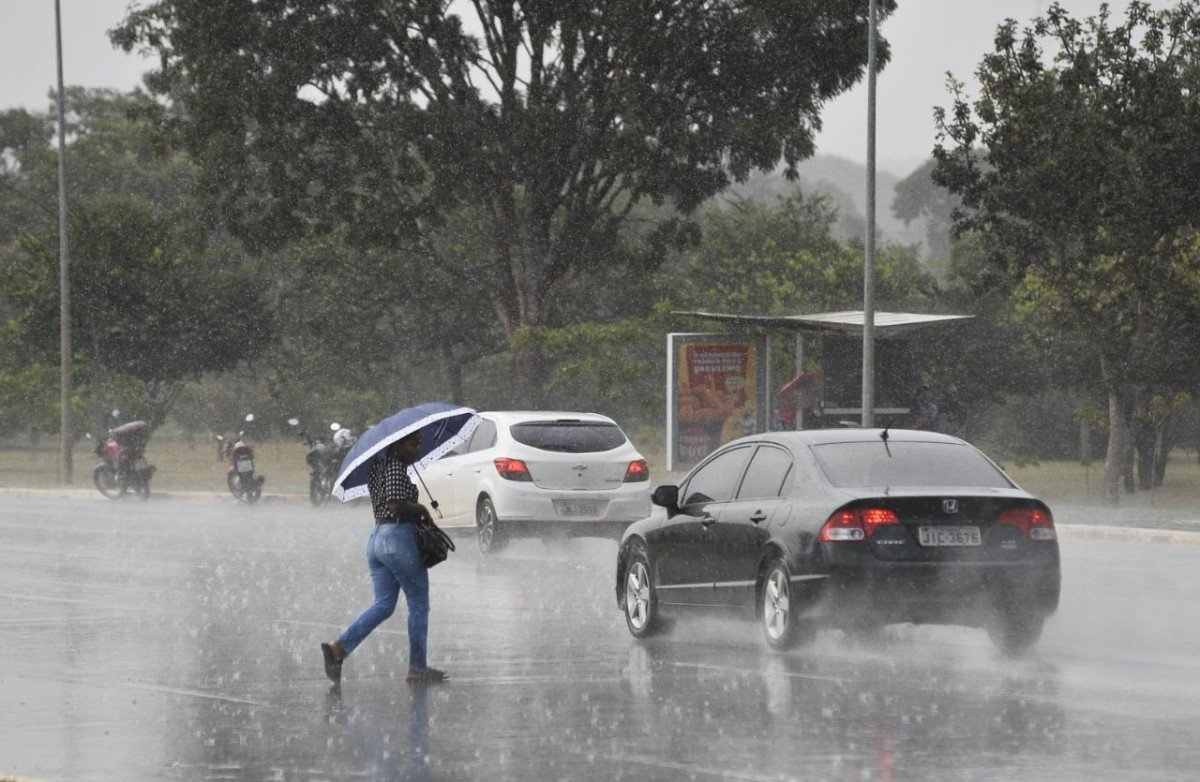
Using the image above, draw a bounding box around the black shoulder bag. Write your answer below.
[411,467,456,568]
[414,517,455,568]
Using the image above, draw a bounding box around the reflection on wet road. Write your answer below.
[2,495,1199,780]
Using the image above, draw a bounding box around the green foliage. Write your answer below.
[0,358,59,434]
[526,311,674,428]
[113,0,897,398]
[892,157,958,262]
[933,1,1200,389]
[0,89,270,432]
[666,192,938,315]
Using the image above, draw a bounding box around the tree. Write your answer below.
[264,216,504,415]
[933,1,1200,502]
[112,0,896,401]
[667,192,937,316]
[892,157,958,263]
[0,89,270,431]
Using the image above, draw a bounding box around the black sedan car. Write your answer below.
[615,429,1060,655]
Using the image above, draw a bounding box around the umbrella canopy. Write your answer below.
[333,402,479,502]
[109,420,148,436]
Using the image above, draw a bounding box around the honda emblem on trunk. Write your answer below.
[942,498,959,514]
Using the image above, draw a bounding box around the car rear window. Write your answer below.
[509,421,628,453]
[812,442,1012,489]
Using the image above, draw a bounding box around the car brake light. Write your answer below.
[624,459,649,482]
[998,507,1056,540]
[818,507,899,542]
[494,457,532,481]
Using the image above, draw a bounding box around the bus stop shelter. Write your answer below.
[666,310,972,470]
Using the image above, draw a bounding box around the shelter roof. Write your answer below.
[672,310,973,338]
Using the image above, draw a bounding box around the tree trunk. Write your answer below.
[1121,390,1136,494]
[441,342,464,405]
[1153,423,1171,488]
[488,186,551,407]
[512,337,548,408]
[1135,412,1156,491]
[1102,389,1126,505]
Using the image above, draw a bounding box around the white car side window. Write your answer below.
[468,419,498,453]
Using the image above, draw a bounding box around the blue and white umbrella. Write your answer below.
[333,402,479,502]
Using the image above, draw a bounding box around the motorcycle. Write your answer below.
[92,420,156,500]
[289,418,353,506]
[217,414,266,504]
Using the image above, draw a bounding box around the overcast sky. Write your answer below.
[0,1,1169,175]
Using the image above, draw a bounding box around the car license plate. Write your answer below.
[236,458,255,474]
[555,500,601,517]
[918,525,981,547]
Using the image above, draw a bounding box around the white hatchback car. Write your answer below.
[417,411,652,553]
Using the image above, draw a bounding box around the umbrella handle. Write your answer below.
[410,465,443,520]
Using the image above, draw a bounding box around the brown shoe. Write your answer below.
[406,667,447,685]
[321,642,343,683]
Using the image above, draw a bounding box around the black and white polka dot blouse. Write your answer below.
[367,451,418,521]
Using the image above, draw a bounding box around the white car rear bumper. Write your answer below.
[491,481,651,524]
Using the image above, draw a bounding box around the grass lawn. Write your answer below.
[0,439,315,495]
[4,438,1199,512]
[1002,454,1200,509]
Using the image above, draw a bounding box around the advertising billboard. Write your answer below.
[667,333,769,471]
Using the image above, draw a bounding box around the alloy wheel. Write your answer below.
[763,567,791,643]
[477,499,497,553]
[625,561,651,632]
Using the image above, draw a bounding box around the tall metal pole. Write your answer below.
[861,0,878,428]
[55,0,73,483]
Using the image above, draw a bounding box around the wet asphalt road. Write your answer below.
[2,494,1200,781]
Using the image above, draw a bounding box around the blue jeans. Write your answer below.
[338,522,430,670]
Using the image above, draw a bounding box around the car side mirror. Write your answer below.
[651,484,679,511]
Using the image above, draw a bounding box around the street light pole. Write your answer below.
[55,0,73,483]
[861,0,878,428]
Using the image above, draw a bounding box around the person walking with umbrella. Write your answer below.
[321,402,479,686]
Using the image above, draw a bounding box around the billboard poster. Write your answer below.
[667,333,769,471]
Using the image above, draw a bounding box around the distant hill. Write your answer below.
[722,154,928,253]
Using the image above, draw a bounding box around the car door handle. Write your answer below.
[749,511,768,523]
[700,515,717,528]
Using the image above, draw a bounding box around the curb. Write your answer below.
[0,486,311,505]
[1057,523,1200,546]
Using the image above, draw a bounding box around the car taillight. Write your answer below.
[494,457,532,481]
[818,507,900,542]
[624,459,649,482]
[998,507,1057,540]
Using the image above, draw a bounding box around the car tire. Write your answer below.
[476,496,507,555]
[988,608,1045,656]
[623,546,662,639]
[760,557,815,651]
